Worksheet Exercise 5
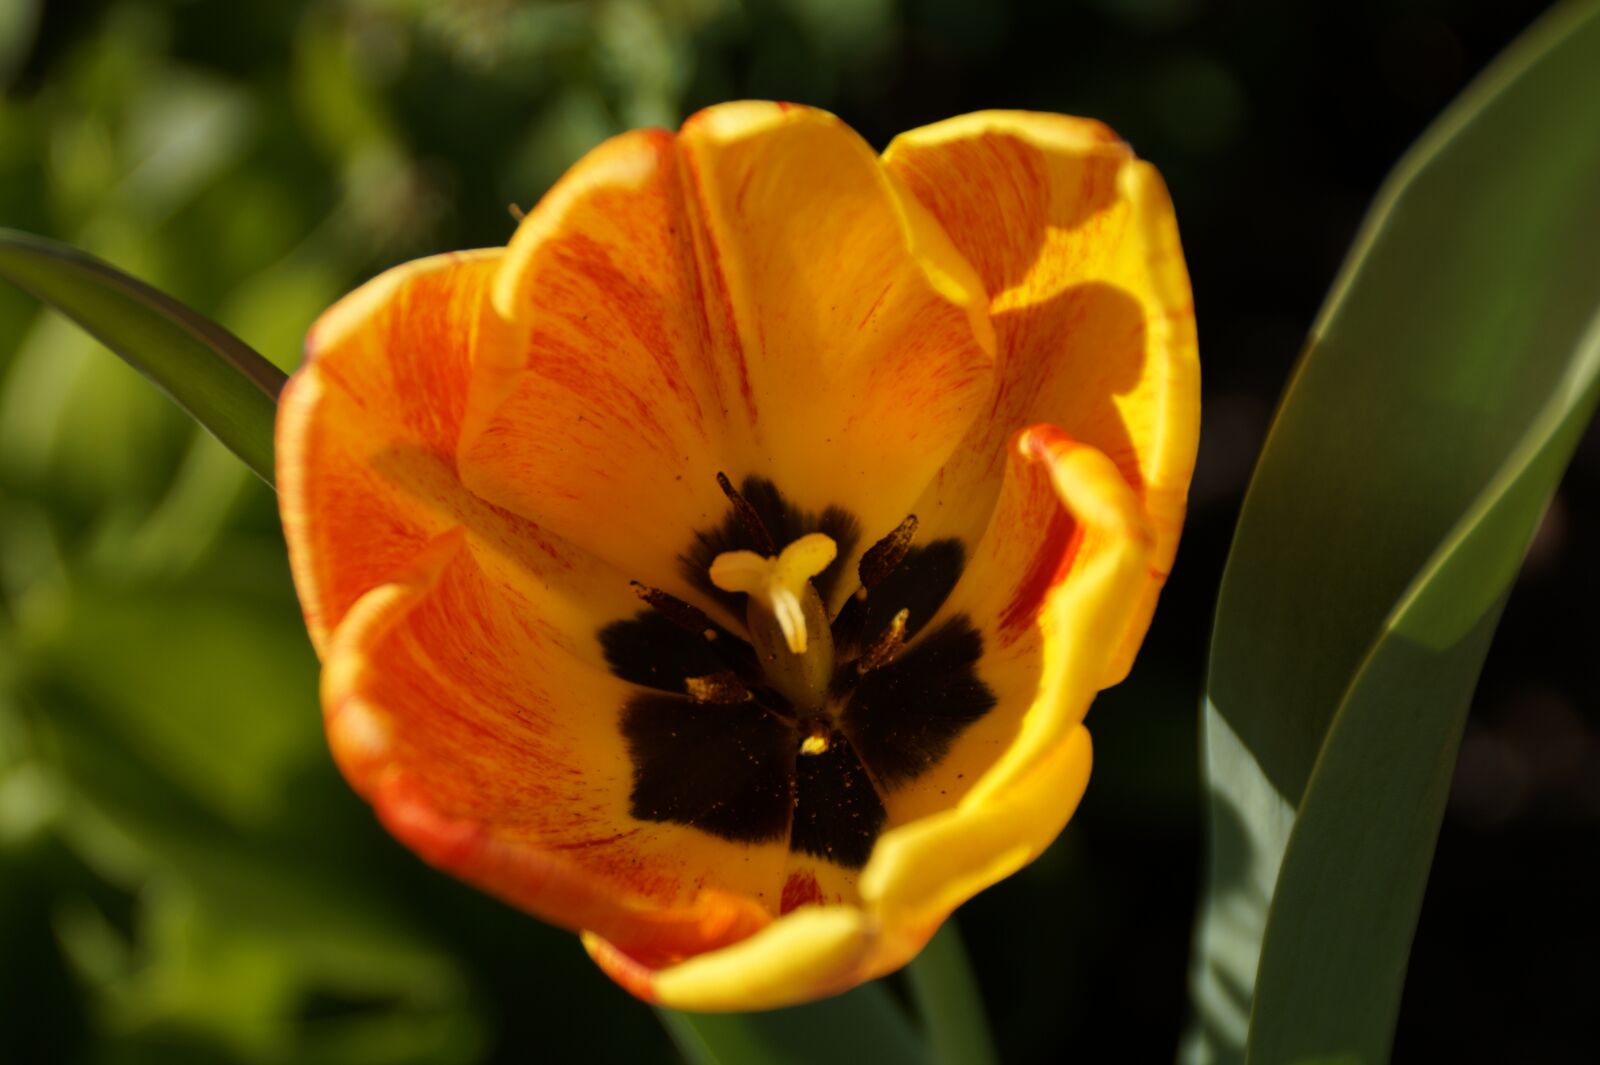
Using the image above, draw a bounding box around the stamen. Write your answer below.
[858,514,917,592]
[684,671,751,704]
[857,608,909,674]
[631,581,720,641]
[716,472,776,556]
[710,534,837,655]
[799,720,831,756]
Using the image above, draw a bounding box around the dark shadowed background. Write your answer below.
[0,1,1592,1062]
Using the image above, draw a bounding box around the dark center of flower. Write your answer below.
[598,475,995,875]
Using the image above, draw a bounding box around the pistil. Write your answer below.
[710,532,837,713]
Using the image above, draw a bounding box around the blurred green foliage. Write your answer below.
[0,2,782,1060]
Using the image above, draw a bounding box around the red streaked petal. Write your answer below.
[458,106,995,613]
[884,111,1198,679]
[278,249,501,650]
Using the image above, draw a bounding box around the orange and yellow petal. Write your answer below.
[455,129,736,612]
[458,104,996,615]
[279,250,649,669]
[884,110,1198,680]
[278,249,500,651]
[873,425,1153,834]
[675,103,996,598]
[281,252,801,956]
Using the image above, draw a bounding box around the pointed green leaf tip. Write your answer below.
[0,229,286,485]
[1188,2,1600,1063]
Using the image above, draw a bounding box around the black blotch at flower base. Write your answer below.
[599,476,996,871]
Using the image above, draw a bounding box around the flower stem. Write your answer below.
[907,920,999,1065]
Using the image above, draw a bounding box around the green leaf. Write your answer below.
[1187,3,1600,1063]
[660,984,927,1065]
[0,229,286,485]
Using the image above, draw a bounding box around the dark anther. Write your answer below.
[716,471,776,556]
[857,608,908,674]
[833,515,918,658]
[858,514,918,592]
[631,581,721,641]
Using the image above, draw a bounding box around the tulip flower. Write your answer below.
[277,101,1197,1010]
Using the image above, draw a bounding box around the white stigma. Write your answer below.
[709,533,837,654]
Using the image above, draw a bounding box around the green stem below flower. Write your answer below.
[907,920,1000,1065]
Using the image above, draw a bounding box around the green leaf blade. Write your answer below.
[1249,308,1600,1065]
[0,229,286,484]
[1189,2,1600,1062]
